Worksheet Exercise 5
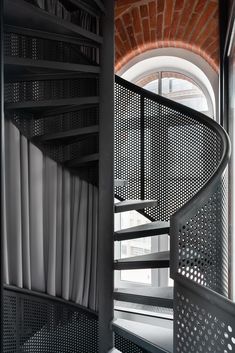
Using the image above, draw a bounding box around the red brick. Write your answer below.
[123,13,132,27]
[123,40,131,53]
[115,34,124,54]
[156,13,163,40]
[164,26,171,38]
[115,0,220,73]
[178,0,196,33]
[149,1,157,28]
[201,37,214,51]
[136,33,144,46]
[169,11,180,40]
[140,4,148,18]
[206,39,219,54]
[183,12,198,42]
[151,29,156,42]
[115,5,129,18]
[132,7,142,34]
[142,18,150,42]
[164,0,174,28]
[115,18,127,42]
[194,0,207,13]
[157,0,165,13]
[175,0,185,11]
[116,0,136,7]
[127,25,137,49]
[196,18,218,47]
[190,2,217,42]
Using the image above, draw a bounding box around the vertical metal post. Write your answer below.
[98,0,114,352]
[158,71,162,96]
[140,96,145,200]
[219,0,228,129]
[0,0,4,350]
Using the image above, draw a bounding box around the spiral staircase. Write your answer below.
[112,76,235,353]
[2,0,235,352]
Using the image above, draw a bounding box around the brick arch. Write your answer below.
[115,0,219,73]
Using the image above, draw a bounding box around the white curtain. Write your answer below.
[3,120,98,311]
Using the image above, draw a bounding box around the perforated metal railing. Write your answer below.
[115,76,223,222]
[3,286,98,353]
[115,75,234,353]
[4,31,98,65]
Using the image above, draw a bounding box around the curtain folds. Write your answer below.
[3,120,98,311]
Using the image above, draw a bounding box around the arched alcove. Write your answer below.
[117,48,218,120]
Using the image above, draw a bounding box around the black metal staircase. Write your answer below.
[2,0,113,352]
[3,0,101,186]
[2,1,235,351]
[113,75,234,353]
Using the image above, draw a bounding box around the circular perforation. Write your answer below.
[177,175,228,295]
[3,290,98,352]
[5,77,98,104]
[175,287,235,353]
[114,80,222,222]
[115,333,148,353]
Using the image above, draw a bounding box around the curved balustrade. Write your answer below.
[3,285,98,352]
[115,75,234,353]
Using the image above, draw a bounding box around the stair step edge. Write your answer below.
[114,221,170,241]
[115,200,159,213]
[113,319,173,353]
[114,287,173,308]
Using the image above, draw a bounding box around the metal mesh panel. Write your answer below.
[115,333,148,353]
[42,135,99,163]
[114,82,141,201]
[5,77,98,103]
[4,32,98,64]
[3,294,17,352]
[114,78,222,221]
[3,289,98,353]
[144,98,222,221]
[174,280,235,353]
[9,106,99,139]
[175,174,228,295]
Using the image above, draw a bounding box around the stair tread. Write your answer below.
[66,153,99,167]
[33,125,99,142]
[5,57,100,74]
[114,251,170,270]
[5,0,103,44]
[115,200,158,213]
[5,96,99,111]
[114,287,174,303]
[113,319,173,353]
[114,221,170,241]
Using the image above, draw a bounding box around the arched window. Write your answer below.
[118,50,218,120]
[136,71,210,116]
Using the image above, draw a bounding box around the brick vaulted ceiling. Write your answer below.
[115,0,220,72]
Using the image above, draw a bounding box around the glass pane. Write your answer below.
[161,72,208,112]
[120,236,151,284]
[136,73,160,94]
[114,207,152,285]
[143,79,159,94]
[120,269,151,284]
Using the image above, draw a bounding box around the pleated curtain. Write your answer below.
[3,120,98,311]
